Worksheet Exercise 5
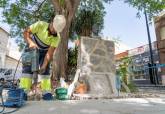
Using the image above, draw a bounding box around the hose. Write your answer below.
[12,44,28,86]
[0,86,5,113]
[0,45,26,114]
[12,54,23,87]
[0,44,48,113]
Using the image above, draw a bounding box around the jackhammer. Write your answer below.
[22,48,53,100]
[0,73,25,113]
[22,48,39,86]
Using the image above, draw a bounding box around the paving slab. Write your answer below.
[1,98,165,114]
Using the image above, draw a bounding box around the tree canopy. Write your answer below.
[0,0,110,49]
[0,0,164,46]
[70,0,106,39]
[124,0,165,19]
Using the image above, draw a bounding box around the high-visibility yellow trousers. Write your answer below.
[38,75,51,93]
[20,74,32,91]
[20,74,51,93]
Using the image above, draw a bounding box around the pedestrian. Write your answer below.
[20,15,66,98]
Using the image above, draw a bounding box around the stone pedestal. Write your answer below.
[77,37,117,97]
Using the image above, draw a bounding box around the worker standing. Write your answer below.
[20,15,66,98]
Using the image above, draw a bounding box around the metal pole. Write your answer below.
[144,10,158,85]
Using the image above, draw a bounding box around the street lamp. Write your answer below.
[144,9,158,85]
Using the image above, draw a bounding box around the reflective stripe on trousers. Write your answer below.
[20,74,51,93]
[20,76,32,91]
[39,75,51,93]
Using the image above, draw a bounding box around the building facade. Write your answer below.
[0,27,22,68]
[0,27,22,80]
[154,12,165,85]
[115,41,161,85]
[117,11,165,85]
[0,27,9,67]
[129,42,161,84]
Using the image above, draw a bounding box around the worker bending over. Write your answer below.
[20,15,66,97]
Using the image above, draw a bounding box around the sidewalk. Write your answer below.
[2,98,165,114]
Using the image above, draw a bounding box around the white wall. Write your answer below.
[5,56,20,69]
[0,28,9,68]
[0,52,6,67]
[0,28,9,53]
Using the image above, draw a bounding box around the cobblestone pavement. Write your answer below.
[2,97,165,114]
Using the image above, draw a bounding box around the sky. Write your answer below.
[0,0,158,51]
[102,0,157,49]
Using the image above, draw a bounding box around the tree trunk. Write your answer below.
[51,0,80,81]
[52,22,70,80]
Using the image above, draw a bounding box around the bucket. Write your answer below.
[55,88,68,100]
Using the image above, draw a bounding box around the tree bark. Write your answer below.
[51,0,80,80]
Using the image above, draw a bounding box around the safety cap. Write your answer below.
[53,15,66,33]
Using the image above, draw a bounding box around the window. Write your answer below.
[134,59,140,63]
[143,56,149,62]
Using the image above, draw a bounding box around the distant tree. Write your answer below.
[117,57,133,93]
[70,0,105,37]
[124,0,165,20]
[118,57,132,85]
